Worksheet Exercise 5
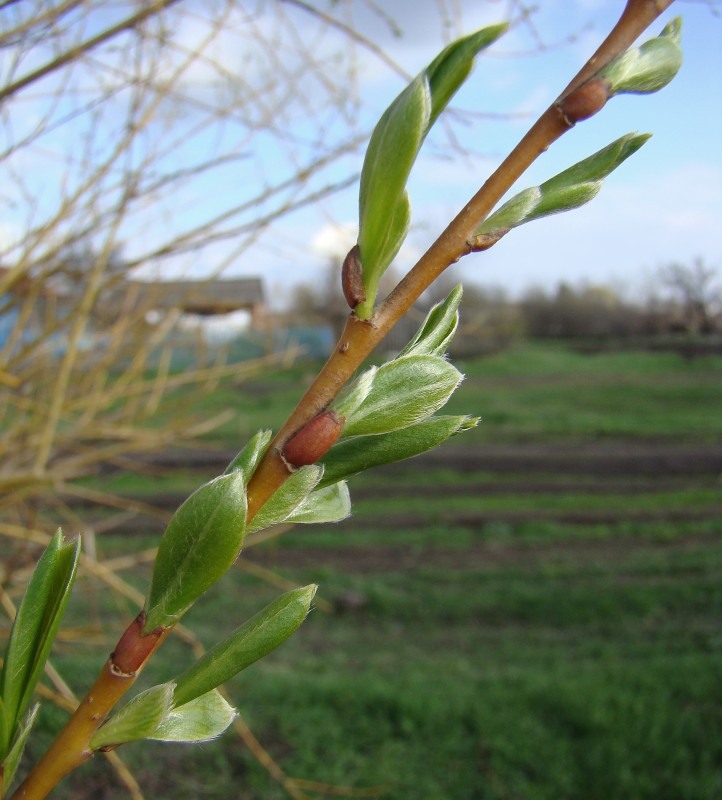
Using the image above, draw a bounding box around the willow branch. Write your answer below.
[245,0,676,517]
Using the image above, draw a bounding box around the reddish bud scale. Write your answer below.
[557,78,611,124]
[282,410,344,468]
[111,611,166,675]
[342,245,366,309]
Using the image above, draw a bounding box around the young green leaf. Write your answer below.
[149,690,235,743]
[0,530,79,756]
[397,284,463,358]
[476,133,651,237]
[473,187,540,237]
[536,133,650,197]
[1,703,39,795]
[601,18,682,96]
[319,415,479,488]
[172,586,317,707]
[355,24,507,318]
[526,181,602,221]
[90,684,173,750]
[224,429,272,482]
[425,24,508,127]
[332,366,377,420]
[341,355,463,438]
[357,74,427,316]
[144,472,247,630]
[90,685,235,748]
[247,465,322,534]
[284,481,351,525]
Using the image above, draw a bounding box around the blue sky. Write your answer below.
[1,1,720,308]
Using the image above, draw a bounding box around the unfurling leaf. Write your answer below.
[0,530,79,758]
[90,685,173,750]
[144,472,247,630]
[284,481,351,525]
[332,366,377,420]
[355,24,507,318]
[172,586,317,707]
[397,284,463,358]
[356,76,426,319]
[472,188,539,240]
[90,685,235,749]
[425,25,508,128]
[149,690,235,743]
[601,18,682,96]
[320,415,479,488]
[247,465,322,533]
[341,355,463,438]
[477,133,650,237]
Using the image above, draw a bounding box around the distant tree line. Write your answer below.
[291,258,721,355]
[519,259,720,341]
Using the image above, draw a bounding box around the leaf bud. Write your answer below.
[557,78,611,125]
[282,410,344,468]
[341,245,366,309]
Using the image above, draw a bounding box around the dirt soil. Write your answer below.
[242,532,719,576]
[77,442,722,549]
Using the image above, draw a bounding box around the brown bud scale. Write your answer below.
[282,410,344,467]
[468,229,509,252]
[557,78,611,125]
[342,245,366,309]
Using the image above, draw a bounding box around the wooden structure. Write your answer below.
[131,277,266,328]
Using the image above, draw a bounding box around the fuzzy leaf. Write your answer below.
[341,355,463,438]
[601,18,682,95]
[397,284,463,358]
[284,481,351,525]
[475,187,541,236]
[224,430,272,482]
[477,133,650,236]
[90,684,173,750]
[332,367,377,420]
[1,703,39,794]
[144,472,246,630]
[0,530,79,756]
[539,133,650,194]
[425,24,507,127]
[356,78,428,318]
[247,465,322,534]
[526,181,602,222]
[90,686,236,748]
[355,25,507,318]
[357,191,413,319]
[320,415,479,488]
[149,690,235,743]
[173,586,317,706]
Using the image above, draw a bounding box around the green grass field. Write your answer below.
[27,341,722,798]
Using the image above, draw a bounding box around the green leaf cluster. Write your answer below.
[476,133,651,238]
[355,24,507,318]
[0,531,80,794]
[225,432,352,534]
[326,286,479,482]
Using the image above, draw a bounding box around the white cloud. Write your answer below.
[310,222,357,261]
